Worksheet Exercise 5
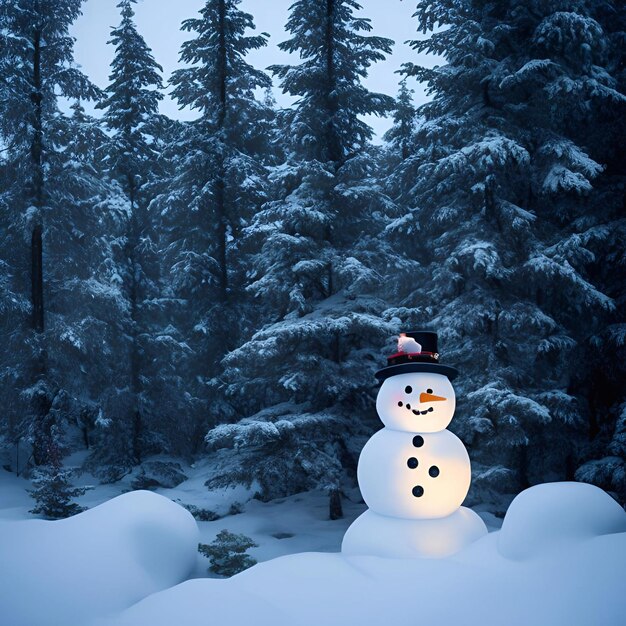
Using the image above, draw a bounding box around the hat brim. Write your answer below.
[375,362,459,382]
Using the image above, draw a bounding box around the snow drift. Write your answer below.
[498,481,626,559]
[93,482,625,626]
[0,482,624,626]
[0,490,199,626]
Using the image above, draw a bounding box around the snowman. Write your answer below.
[342,331,488,559]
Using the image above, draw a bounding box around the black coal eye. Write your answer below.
[404,386,412,394]
[427,388,433,394]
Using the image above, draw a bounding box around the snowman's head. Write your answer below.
[375,372,455,432]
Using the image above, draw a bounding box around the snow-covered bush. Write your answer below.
[130,461,188,490]
[198,530,258,577]
[179,503,220,522]
[29,466,91,520]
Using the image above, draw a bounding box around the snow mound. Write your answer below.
[94,482,626,626]
[342,506,487,558]
[0,490,199,626]
[95,531,626,626]
[2,482,625,626]
[498,481,626,560]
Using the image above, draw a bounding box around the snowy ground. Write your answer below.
[1,461,624,626]
[0,455,393,578]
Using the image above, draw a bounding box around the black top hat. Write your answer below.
[375,330,458,381]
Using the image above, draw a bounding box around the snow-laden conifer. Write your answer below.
[96,0,165,465]
[0,1,127,481]
[205,0,410,516]
[383,82,418,163]
[569,1,626,502]
[149,0,273,452]
[389,0,625,500]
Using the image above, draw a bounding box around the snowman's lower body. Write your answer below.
[342,507,487,559]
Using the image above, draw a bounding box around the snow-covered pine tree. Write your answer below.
[383,81,417,163]
[57,103,138,482]
[380,81,420,235]
[28,422,91,519]
[571,1,626,503]
[198,529,258,577]
[204,0,408,517]
[391,0,623,502]
[51,100,131,447]
[149,0,273,454]
[96,0,164,464]
[0,2,130,482]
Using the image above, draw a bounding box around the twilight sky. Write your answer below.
[70,0,440,140]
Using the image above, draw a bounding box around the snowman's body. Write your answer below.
[358,428,470,519]
[342,365,488,558]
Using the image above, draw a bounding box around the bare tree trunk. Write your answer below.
[31,224,44,332]
[325,0,341,165]
[216,171,228,300]
[31,25,44,334]
[519,443,530,491]
[216,0,228,301]
[329,488,343,520]
[127,176,142,464]
[30,16,51,466]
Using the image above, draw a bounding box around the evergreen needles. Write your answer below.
[198,530,258,577]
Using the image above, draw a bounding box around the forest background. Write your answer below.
[0,0,624,519]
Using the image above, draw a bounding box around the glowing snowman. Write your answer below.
[342,331,488,559]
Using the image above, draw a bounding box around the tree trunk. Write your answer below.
[216,171,228,300]
[518,443,530,490]
[401,129,410,162]
[329,488,343,520]
[31,25,44,334]
[325,0,341,164]
[217,0,227,132]
[31,224,44,332]
[30,18,51,465]
[127,177,142,464]
[216,0,228,300]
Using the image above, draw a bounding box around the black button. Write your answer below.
[412,485,424,497]
[407,457,418,469]
[412,435,424,447]
[429,466,440,478]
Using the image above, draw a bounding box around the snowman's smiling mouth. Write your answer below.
[398,403,436,416]
[413,407,434,416]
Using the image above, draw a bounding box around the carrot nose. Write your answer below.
[420,392,447,403]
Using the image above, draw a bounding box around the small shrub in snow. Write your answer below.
[228,501,243,515]
[198,530,258,577]
[29,466,92,519]
[130,469,160,491]
[180,503,220,522]
[131,461,188,491]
